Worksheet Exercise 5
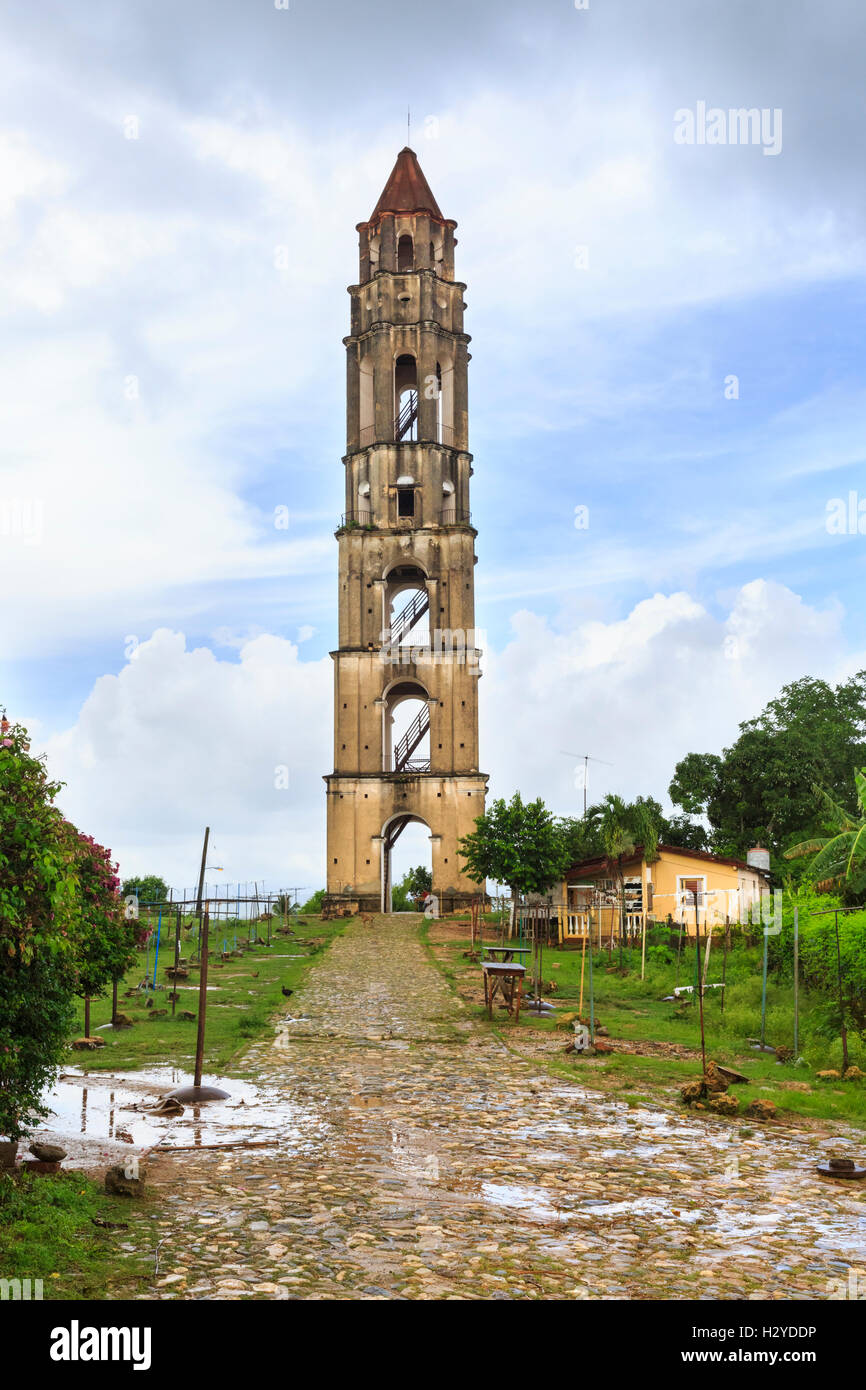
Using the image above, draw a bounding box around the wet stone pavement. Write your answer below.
[130,916,865,1301]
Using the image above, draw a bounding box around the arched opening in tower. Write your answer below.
[394,354,418,441]
[384,564,430,650]
[383,816,433,915]
[385,682,430,773]
[397,233,414,271]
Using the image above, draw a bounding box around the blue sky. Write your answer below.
[1,0,864,892]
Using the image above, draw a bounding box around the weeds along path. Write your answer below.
[118,915,864,1301]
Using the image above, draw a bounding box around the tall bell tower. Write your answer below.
[324,147,487,914]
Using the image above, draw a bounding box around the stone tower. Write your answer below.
[324,147,487,914]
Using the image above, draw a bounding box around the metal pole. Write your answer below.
[172,909,180,1017]
[588,913,595,1044]
[695,896,706,1075]
[579,929,586,1016]
[792,905,799,1057]
[152,907,162,990]
[833,908,849,1073]
[760,909,769,1048]
[193,908,210,1089]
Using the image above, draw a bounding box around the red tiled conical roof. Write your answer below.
[367,147,444,223]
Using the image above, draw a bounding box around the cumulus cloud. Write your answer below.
[44,628,332,894]
[36,581,861,893]
[480,579,856,817]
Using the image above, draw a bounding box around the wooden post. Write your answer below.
[111,978,118,1026]
[721,916,728,1016]
[640,911,647,981]
[195,826,210,927]
[84,995,91,1037]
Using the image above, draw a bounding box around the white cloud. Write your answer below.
[44,628,332,894]
[35,581,860,893]
[480,579,855,817]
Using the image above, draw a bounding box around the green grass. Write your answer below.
[69,914,345,1077]
[0,1169,151,1299]
[427,925,866,1129]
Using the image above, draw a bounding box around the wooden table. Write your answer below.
[482,961,526,1022]
[483,946,531,965]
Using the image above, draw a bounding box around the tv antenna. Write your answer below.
[559,750,614,818]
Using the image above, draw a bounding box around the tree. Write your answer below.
[389,866,433,911]
[0,715,78,1140]
[585,795,660,958]
[403,865,432,901]
[122,874,169,904]
[556,815,604,866]
[459,793,570,934]
[784,769,866,900]
[660,813,709,852]
[669,673,866,868]
[300,889,326,915]
[70,831,140,1036]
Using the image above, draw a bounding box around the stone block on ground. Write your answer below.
[680,1079,706,1105]
[29,1142,67,1162]
[105,1164,147,1197]
[745,1099,777,1120]
[707,1093,740,1115]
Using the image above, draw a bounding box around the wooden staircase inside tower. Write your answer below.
[393,705,430,772]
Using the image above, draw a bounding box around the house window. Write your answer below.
[398,488,415,518]
[679,876,705,906]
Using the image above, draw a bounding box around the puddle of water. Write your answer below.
[481,1181,567,1226]
[580,1195,705,1223]
[32,1066,328,1164]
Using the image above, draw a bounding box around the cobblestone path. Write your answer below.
[134,916,865,1300]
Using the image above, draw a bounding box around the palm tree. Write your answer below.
[586,795,660,966]
[784,768,866,895]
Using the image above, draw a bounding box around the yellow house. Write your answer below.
[555,843,770,946]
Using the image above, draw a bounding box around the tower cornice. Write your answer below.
[348,269,467,294]
[343,324,472,349]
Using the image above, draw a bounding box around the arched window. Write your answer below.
[357,480,371,524]
[441,478,456,524]
[394,354,417,441]
[397,234,413,271]
[383,680,430,773]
